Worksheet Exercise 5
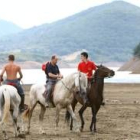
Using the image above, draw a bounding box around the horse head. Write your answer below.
[74,72,88,96]
[96,65,115,78]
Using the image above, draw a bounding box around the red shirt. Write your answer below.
[78,60,96,79]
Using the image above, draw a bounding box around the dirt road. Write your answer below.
[0,83,140,140]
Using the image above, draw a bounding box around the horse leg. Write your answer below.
[90,106,100,133]
[79,105,87,132]
[39,104,46,134]
[27,101,37,134]
[18,113,25,135]
[67,104,79,132]
[0,96,8,139]
[55,104,61,127]
[10,108,19,138]
[70,99,78,131]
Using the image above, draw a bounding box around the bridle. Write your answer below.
[91,68,112,84]
[61,72,82,93]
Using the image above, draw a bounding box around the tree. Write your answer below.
[134,42,140,58]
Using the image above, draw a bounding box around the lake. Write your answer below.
[1,67,140,84]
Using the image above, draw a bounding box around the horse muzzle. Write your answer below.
[108,70,115,78]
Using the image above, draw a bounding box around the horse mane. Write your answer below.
[59,72,79,84]
[91,68,104,98]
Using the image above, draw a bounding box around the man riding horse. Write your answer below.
[0,54,25,112]
[44,55,63,107]
[78,52,96,104]
[78,52,105,105]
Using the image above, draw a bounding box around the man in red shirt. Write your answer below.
[78,52,96,104]
[78,52,96,80]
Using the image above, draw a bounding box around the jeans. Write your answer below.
[5,79,25,110]
[5,79,24,96]
[46,79,57,102]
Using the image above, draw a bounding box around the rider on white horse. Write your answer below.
[0,54,25,112]
[44,55,63,107]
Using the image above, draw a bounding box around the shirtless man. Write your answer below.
[0,54,25,112]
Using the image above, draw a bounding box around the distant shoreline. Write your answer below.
[0,61,124,69]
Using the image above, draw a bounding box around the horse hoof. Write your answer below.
[74,128,80,133]
[90,127,96,133]
[90,130,97,135]
[25,131,30,135]
[4,136,8,140]
[80,127,83,132]
[39,130,46,135]
[90,127,92,132]
[18,134,26,138]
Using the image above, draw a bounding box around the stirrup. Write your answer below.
[45,103,49,108]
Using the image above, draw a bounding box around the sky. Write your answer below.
[0,0,140,29]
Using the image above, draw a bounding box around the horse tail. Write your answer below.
[65,110,71,123]
[2,88,10,123]
[23,85,35,119]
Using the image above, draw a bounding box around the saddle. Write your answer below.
[7,82,28,112]
[7,82,17,88]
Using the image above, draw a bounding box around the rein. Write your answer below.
[79,72,82,94]
[61,80,72,92]
[91,68,112,84]
[61,73,82,93]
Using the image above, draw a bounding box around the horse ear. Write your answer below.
[96,65,100,68]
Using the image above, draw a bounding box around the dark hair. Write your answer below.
[8,55,15,61]
[81,52,88,59]
[51,55,56,60]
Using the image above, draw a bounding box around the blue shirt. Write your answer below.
[46,62,60,79]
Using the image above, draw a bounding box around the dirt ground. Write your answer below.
[0,83,140,140]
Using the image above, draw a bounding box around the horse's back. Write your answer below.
[30,84,45,94]
[0,85,19,98]
[0,85,21,104]
[29,84,45,101]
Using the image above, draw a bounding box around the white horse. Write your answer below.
[25,72,88,134]
[0,85,25,140]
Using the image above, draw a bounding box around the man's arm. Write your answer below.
[18,67,23,80]
[57,66,63,78]
[0,66,6,83]
[48,73,59,78]
[92,62,97,70]
[78,63,81,71]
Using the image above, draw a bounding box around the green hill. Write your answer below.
[0,19,22,37]
[0,1,140,63]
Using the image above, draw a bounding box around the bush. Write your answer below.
[134,43,140,58]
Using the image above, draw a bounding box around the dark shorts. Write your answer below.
[5,79,24,96]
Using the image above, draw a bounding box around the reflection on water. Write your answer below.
[1,67,140,84]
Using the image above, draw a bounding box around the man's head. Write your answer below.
[8,54,15,61]
[51,55,59,65]
[81,52,88,62]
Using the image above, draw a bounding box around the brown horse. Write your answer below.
[65,65,115,133]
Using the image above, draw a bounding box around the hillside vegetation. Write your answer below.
[0,1,140,63]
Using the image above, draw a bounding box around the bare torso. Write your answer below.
[5,63,20,80]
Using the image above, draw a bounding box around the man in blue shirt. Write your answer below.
[45,55,63,107]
